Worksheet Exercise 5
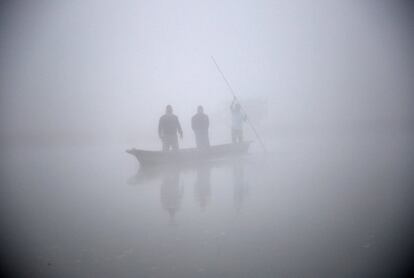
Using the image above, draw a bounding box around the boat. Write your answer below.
[126,141,251,167]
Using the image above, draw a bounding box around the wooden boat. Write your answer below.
[127,141,251,167]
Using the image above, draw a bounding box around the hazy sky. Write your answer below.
[0,0,412,146]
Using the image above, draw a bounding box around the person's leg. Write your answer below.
[171,135,179,150]
[239,129,243,142]
[234,130,241,143]
[162,139,168,151]
[232,129,236,143]
[198,132,208,149]
[164,135,174,151]
[195,133,201,149]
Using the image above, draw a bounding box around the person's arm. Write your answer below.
[206,115,209,130]
[158,117,163,139]
[177,117,183,138]
[191,116,195,131]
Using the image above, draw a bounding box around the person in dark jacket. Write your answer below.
[191,105,210,149]
[158,105,183,151]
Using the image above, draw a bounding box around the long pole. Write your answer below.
[211,56,267,152]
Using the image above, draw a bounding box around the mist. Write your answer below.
[0,0,413,277]
[1,0,412,147]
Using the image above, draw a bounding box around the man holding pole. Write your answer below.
[230,98,247,143]
[211,56,266,151]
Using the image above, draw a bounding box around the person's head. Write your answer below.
[235,103,241,112]
[166,105,173,114]
[197,105,204,114]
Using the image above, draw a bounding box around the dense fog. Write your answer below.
[1,0,412,148]
[0,1,413,277]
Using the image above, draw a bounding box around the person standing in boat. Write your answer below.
[158,105,183,151]
[230,98,247,143]
[191,105,210,149]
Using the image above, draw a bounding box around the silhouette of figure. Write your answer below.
[160,168,182,223]
[191,106,210,149]
[230,98,247,143]
[158,105,183,151]
[233,159,248,211]
[194,164,212,209]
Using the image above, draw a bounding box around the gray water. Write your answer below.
[1,134,413,277]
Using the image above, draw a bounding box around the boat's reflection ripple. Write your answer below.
[127,157,250,222]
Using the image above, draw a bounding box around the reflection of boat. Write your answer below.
[126,142,251,168]
[128,157,247,186]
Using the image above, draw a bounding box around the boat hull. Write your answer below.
[127,142,251,167]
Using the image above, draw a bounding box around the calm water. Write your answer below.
[1,135,413,277]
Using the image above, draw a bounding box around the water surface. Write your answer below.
[1,135,413,277]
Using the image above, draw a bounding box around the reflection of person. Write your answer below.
[191,106,210,149]
[158,105,183,151]
[233,160,248,211]
[160,169,182,222]
[194,164,211,209]
[230,98,247,143]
